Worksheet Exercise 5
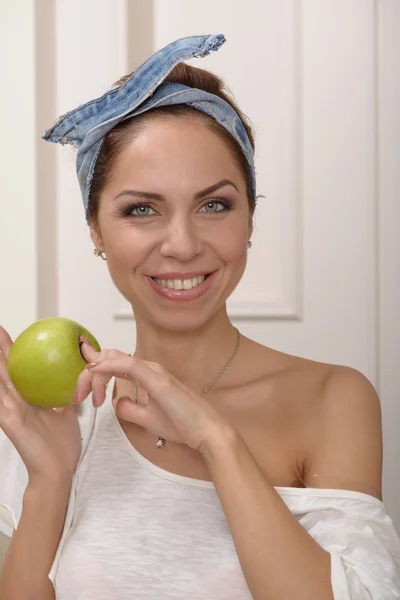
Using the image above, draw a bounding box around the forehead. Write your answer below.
[106,117,246,195]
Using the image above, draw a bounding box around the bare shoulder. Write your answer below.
[319,364,382,425]
[242,339,383,498]
[290,358,383,499]
[246,338,381,420]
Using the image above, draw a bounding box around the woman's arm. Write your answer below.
[0,325,83,599]
[204,428,334,600]
[0,477,71,600]
[202,367,385,600]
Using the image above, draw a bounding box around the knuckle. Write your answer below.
[2,391,14,410]
[91,369,110,385]
[151,362,165,374]
[158,374,173,392]
[93,375,107,387]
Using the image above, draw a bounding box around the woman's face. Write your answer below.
[92,116,252,332]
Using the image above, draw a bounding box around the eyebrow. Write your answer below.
[113,179,239,202]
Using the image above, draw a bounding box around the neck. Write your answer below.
[133,308,239,393]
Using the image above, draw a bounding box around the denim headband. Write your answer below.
[42,34,256,223]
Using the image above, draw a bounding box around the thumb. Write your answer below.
[115,396,147,428]
[79,336,99,363]
[0,325,13,360]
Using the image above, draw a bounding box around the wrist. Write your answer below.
[26,475,73,504]
[200,423,241,466]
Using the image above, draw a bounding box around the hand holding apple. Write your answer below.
[0,325,83,485]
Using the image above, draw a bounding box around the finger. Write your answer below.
[91,373,109,408]
[79,340,110,406]
[86,356,176,401]
[79,337,101,364]
[74,363,111,407]
[0,376,12,410]
[0,329,32,407]
[0,379,12,435]
[0,377,24,438]
[74,366,94,404]
[115,396,149,428]
[78,346,132,407]
[0,356,27,410]
[0,350,14,390]
[0,326,13,361]
[75,338,107,406]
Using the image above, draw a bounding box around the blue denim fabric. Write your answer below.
[42,34,256,223]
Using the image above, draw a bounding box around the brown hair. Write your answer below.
[88,63,256,225]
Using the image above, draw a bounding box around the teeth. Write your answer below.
[154,275,206,290]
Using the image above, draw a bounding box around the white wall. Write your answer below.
[0,1,37,338]
[0,0,37,564]
[378,0,400,531]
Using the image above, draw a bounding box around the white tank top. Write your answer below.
[51,380,254,599]
[2,377,400,599]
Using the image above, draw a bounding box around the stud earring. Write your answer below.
[247,240,252,249]
[94,248,107,261]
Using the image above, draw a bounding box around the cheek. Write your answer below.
[212,222,248,259]
[103,228,149,269]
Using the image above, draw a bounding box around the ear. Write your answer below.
[90,223,103,251]
[248,214,254,240]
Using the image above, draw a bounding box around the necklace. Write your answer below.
[133,328,241,448]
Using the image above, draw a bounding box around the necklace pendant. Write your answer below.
[156,437,166,449]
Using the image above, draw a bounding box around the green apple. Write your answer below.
[7,317,101,408]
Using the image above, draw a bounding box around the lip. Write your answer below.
[147,271,216,302]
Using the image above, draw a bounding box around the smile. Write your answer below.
[150,274,211,290]
[147,272,216,302]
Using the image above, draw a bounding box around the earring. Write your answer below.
[94,248,107,261]
[247,240,252,249]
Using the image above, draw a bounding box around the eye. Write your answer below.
[121,198,233,219]
[123,203,157,218]
[200,199,232,214]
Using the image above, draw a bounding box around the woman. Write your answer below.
[0,34,399,600]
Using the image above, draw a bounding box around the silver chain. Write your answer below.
[198,327,241,396]
[132,328,241,448]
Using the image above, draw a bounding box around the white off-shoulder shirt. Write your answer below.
[1,378,400,599]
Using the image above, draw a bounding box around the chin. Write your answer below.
[145,311,217,334]
[130,297,228,333]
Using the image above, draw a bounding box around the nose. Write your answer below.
[159,217,203,262]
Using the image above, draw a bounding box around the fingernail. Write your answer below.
[85,361,99,369]
[80,335,91,345]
